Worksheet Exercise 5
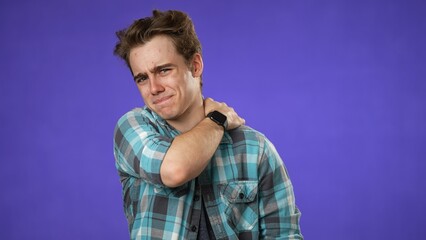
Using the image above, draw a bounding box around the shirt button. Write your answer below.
[239,192,245,199]
[194,195,200,201]
[191,225,197,232]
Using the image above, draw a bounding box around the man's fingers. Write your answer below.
[204,98,245,129]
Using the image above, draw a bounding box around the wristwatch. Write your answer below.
[207,110,228,130]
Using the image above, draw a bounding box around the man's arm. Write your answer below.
[258,138,303,239]
[114,98,244,188]
[160,98,245,187]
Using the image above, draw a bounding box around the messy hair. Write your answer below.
[114,10,202,72]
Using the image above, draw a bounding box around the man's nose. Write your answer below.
[149,77,165,95]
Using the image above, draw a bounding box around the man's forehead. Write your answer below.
[129,38,179,73]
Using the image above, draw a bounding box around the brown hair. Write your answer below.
[114,10,202,71]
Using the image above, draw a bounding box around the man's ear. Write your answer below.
[191,53,203,78]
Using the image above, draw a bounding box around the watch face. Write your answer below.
[212,111,227,124]
[208,111,227,127]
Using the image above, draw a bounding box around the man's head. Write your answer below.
[114,10,202,84]
[114,10,205,129]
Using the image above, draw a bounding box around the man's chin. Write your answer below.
[155,110,178,121]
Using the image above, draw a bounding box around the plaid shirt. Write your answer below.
[113,107,303,239]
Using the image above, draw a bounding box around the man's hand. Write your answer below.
[204,98,245,130]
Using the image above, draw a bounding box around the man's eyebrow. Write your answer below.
[150,63,175,73]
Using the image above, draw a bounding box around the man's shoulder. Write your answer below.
[228,125,267,145]
[117,107,155,123]
[115,106,162,130]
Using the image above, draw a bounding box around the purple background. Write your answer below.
[1,0,425,239]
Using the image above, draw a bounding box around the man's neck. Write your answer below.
[166,97,205,133]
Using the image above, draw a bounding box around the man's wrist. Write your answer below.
[206,110,228,130]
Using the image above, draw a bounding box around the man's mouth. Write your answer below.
[153,95,173,105]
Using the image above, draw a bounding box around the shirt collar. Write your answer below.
[147,106,232,144]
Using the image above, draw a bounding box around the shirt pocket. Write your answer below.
[218,180,258,232]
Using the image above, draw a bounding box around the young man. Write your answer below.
[113,10,303,239]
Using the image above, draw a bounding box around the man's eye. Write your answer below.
[136,76,147,83]
[159,68,171,75]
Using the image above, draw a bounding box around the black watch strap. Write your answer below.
[206,111,228,130]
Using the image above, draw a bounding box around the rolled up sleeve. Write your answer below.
[258,138,303,239]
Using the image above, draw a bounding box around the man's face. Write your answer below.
[129,35,203,122]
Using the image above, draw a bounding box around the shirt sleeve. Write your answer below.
[113,110,172,187]
[258,138,303,239]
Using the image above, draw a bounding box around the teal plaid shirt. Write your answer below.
[113,107,303,239]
